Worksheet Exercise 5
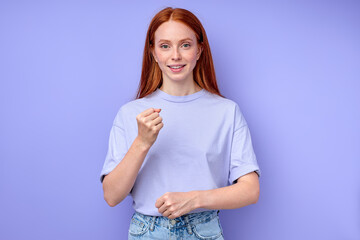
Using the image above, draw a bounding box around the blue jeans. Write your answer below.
[128,210,225,240]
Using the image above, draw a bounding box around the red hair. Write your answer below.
[134,7,225,99]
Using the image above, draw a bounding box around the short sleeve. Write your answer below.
[99,108,129,184]
[229,103,261,185]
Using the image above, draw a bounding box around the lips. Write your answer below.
[167,64,186,73]
[168,64,186,73]
[168,64,186,69]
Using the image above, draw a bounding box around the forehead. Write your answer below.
[154,20,197,42]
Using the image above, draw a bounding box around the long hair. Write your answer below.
[134,7,224,99]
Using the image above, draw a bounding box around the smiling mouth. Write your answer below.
[168,64,186,69]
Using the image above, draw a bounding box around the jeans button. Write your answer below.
[171,219,176,225]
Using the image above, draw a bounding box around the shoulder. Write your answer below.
[112,97,147,126]
[112,90,160,124]
[203,90,240,112]
[119,98,144,113]
[204,90,247,128]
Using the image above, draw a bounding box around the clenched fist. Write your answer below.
[155,191,199,219]
[136,108,164,149]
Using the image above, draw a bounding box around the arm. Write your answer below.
[102,108,163,207]
[155,171,260,219]
[102,137,150,207]
[194,171,260,210]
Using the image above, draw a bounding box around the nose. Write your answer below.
[171,48,181,61]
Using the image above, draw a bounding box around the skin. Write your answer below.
[136,108,163,150]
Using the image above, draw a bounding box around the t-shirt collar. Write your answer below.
[154,88,206,103]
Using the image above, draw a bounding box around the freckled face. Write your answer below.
[151,20,202,84]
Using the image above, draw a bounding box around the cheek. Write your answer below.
[187,55,198,65]
[155,52,167,63]
[186,49,199,61]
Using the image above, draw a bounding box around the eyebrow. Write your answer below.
[158,38,193,43]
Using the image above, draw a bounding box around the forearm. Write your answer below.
[194,175,260,210]
[102,137,150,207]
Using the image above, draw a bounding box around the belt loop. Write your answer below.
[149,216,156,231]
[183,215,193,235]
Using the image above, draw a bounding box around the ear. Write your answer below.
[196,44,203,61]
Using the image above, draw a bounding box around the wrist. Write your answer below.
[134,136,151,152]
[191,190,205,209]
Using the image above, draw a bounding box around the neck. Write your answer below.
[160,79,202,96]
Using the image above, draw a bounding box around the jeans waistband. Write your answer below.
[133,210,220,229]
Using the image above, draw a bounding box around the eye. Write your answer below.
[182,43,191,48]
[160,44,169,49]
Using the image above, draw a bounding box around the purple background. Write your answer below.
[1,1,359,240]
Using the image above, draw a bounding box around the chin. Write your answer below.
[167,75,191,82]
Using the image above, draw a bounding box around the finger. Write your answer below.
[170,210,181,219]
[154,122,164,130]
[167,213,176,219]
[158,202,168,214]
[152,115,163,125]
[154,108,161,113]
[144,111,160,122]
[155,197,164,208]
[144,109,162,122]
[139,108,156,118]
[162,208,172,218]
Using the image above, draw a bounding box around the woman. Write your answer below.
[100,7,261,239]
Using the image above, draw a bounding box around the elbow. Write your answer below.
[104,194,121,207]
[104,189,128,207]
[104,194,117,207]
[102,178,125,207]
[106,200,117,207]
[103,188,125,207]
[251,187,260,204]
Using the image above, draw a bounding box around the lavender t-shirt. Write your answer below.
[100,88,261,216]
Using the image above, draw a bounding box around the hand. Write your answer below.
[136,108,163,148]
[155,191,198,219]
